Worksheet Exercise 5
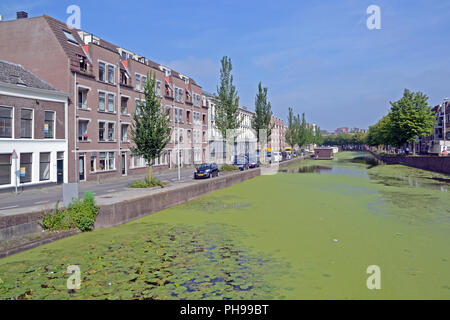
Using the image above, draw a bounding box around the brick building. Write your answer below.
[270,116,285,152]
[0,14,209,183]
[0,60,69,189]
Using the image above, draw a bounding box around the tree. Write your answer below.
[131,72,171,181]
[285,108,297,149]
[214,56,242,140]
[251,82,273,143]
[313,126,324,146]
[388,89,436,153]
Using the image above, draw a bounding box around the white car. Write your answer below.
[272,152,282,163]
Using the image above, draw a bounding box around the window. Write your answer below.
[142,76,147,89]
[156,81,161,96]
[90,153,96,173]
[78,120,88,141]
[179,109,183,123]
[121,97,128,115]
[99,62,106,82]
[20,153,32,184]
[108,94,115,113]
[108,123,115,141]
[63,30,77,44]
[39,153,51,181]
[44,111,55,139]
[174,87,179,102]
[20,109,33,139]
[99,152,115,171]
[121,124,128,142]
[0,154,11,185]
[0,107,12,138]
[99,122,105,141]
[178,88,184,103]
[136,74,141,91]
[174,108,178,123]
[78,89,88,109]
[108,65,115,84]
[135,100,141,116]
[99,92,106,111]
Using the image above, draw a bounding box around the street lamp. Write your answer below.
[444,98,449,154]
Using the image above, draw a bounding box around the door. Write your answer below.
[121,153,126,176]
[57,159,64,184]
[79,156,85,181]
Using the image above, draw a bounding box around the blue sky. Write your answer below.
[1,0,450,131]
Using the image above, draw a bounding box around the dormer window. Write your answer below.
[63,30,78,44]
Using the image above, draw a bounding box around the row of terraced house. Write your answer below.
[0,13,285,189]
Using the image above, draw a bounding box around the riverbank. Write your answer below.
[0,152,448,299]
[368,151,450,175]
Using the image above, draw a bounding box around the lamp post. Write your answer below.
[444,98,449,154]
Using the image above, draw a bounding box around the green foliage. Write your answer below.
[251,82,274,142]
[285,110,317,148]
[388,89,435,147]
[220,164,239,172]
[324,132,367,146]
[129,178,167,189]
[366,89,436,152]
[41,195,99,232]
[214,56,242,139]
[131,72,171,180]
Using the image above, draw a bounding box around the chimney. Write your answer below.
[16,11,28,19]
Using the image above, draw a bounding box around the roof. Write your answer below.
[43,15,87,71]
[0,60,59,91]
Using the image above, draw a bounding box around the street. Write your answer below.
[0,167,196,213]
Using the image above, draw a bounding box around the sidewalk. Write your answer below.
[0,166,196,217]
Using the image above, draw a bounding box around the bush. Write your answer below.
[220,164,238,172]
[129,177,167,189]
[41,193,99,232]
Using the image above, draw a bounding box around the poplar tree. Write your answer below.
[251,82,274,142]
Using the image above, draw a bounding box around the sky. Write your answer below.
[1,0,450,131]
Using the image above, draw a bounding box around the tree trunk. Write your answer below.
[147,166,152,182]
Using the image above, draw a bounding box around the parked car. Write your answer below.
[194,163,219,179]
[248,154,260,168]
[272,152,282,163]
[233,155,249,171]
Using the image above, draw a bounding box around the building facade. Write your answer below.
[0,60,69,190]
[0,14,209,183]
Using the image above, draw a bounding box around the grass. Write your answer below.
[0,152,449,299]
[220,164,238,172]
[40,193,99,232]
[129,178,167,189]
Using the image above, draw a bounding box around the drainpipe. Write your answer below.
[74,71,78,183]
[117,62,121,175]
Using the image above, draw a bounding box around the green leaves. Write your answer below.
[131,72,171,172]
[251,82,273,142]
[215,56,242,139]
[367,89,436,150]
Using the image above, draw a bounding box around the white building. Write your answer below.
[0,60,69,190]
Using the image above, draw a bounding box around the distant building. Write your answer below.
[416,102,450,154]
[335,127,349,133]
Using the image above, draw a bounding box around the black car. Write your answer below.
[233,155,249,171]
[194,163,219,179]
[248,154,260,168]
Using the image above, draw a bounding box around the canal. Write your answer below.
[0,152,449,299]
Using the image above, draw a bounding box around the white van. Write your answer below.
[273,152,282,163]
